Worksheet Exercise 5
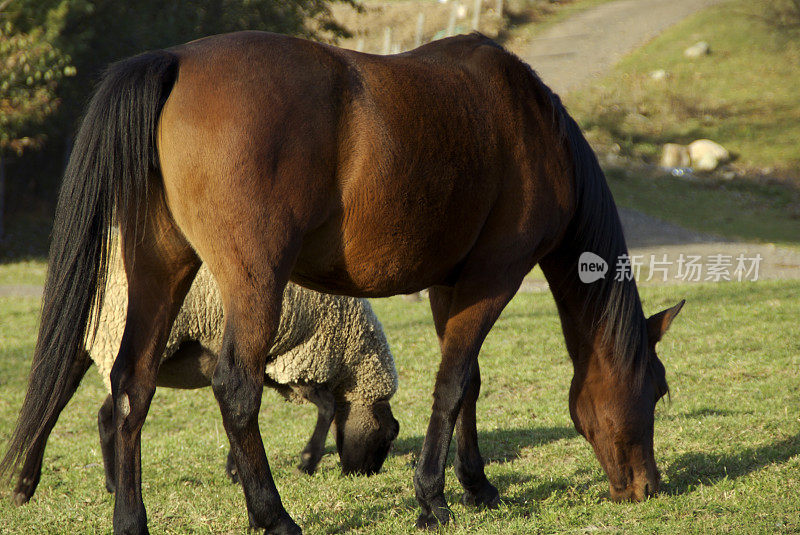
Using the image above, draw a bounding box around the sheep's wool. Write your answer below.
[90,252,397,405]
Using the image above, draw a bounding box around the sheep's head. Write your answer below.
[334,400,399,475]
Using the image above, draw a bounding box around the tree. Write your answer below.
[0,2,73,238]
[0,0,356,243]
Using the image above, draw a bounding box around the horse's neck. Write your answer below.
[539,239,641,362]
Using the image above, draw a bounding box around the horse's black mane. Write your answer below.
[518,57,649,384]
[564,106,649,382]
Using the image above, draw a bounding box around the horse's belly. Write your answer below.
[292,198,487,296]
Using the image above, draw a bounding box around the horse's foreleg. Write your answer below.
[211,277,301,534]
[453,363,499,507]
[429,288,500,507]
[13,351,91,505]
[414,283,516,529]
[298,387,336,475]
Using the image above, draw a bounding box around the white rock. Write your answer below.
[650,69,668,81]
[684,41,710,58]
[694,153,720,172]
[688,139,730,172]
[660,143,691,168]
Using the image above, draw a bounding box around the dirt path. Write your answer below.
[525,0,724,94]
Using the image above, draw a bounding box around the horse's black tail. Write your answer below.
[0,51,178,480]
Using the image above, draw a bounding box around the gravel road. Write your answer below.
[525,0,724,94]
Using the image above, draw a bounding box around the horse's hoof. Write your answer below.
[415,505,451,530]
[105,479,116,494]
[247,509,301,535]
[296,460,317,475]
[461,483,500,509]
[13,477,36,506]
[266,522,302,535]
[13,491,30,506]
[257,514,302,535]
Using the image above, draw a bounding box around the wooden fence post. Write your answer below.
[414,12,425,48]
[447,3,458,36]
[472,0,482,30]
[0,154,5,241]
[383,26,392,54]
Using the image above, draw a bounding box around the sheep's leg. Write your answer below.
[415,281,518,529]
[235,378,334,477]
[297,387,336,475]
[98,395,116,493]
[13,350,92,505]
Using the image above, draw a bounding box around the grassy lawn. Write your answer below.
[605,166,800,245]
[2,281,798,533]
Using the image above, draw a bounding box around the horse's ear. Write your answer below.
[647,300,685,345]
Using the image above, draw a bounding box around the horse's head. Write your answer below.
[569,300,683,502]
[334,400,399,475]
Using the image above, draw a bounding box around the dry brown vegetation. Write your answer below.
[331,1,505,54]
[329,0,590,55]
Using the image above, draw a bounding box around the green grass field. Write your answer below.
[604,167,800,246]
[2,281,798,534]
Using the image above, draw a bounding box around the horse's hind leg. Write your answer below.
[109,220,199,534]
[13,350,92,505]
[210,262,301,534]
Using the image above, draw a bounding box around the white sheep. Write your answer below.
[89,248,399,490]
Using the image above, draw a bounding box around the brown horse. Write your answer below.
[2,32,683,534]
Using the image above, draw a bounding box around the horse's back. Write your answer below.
[158,32,573,297]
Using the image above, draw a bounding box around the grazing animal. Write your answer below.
[2,32,684,534]
[8,242,399,504]
[91,251,398,489]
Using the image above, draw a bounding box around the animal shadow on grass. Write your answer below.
[308,426,580,532]
[390,425,577,462]
[663,431,800,495]
[391,425,580,500]
[659,408,743,420]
